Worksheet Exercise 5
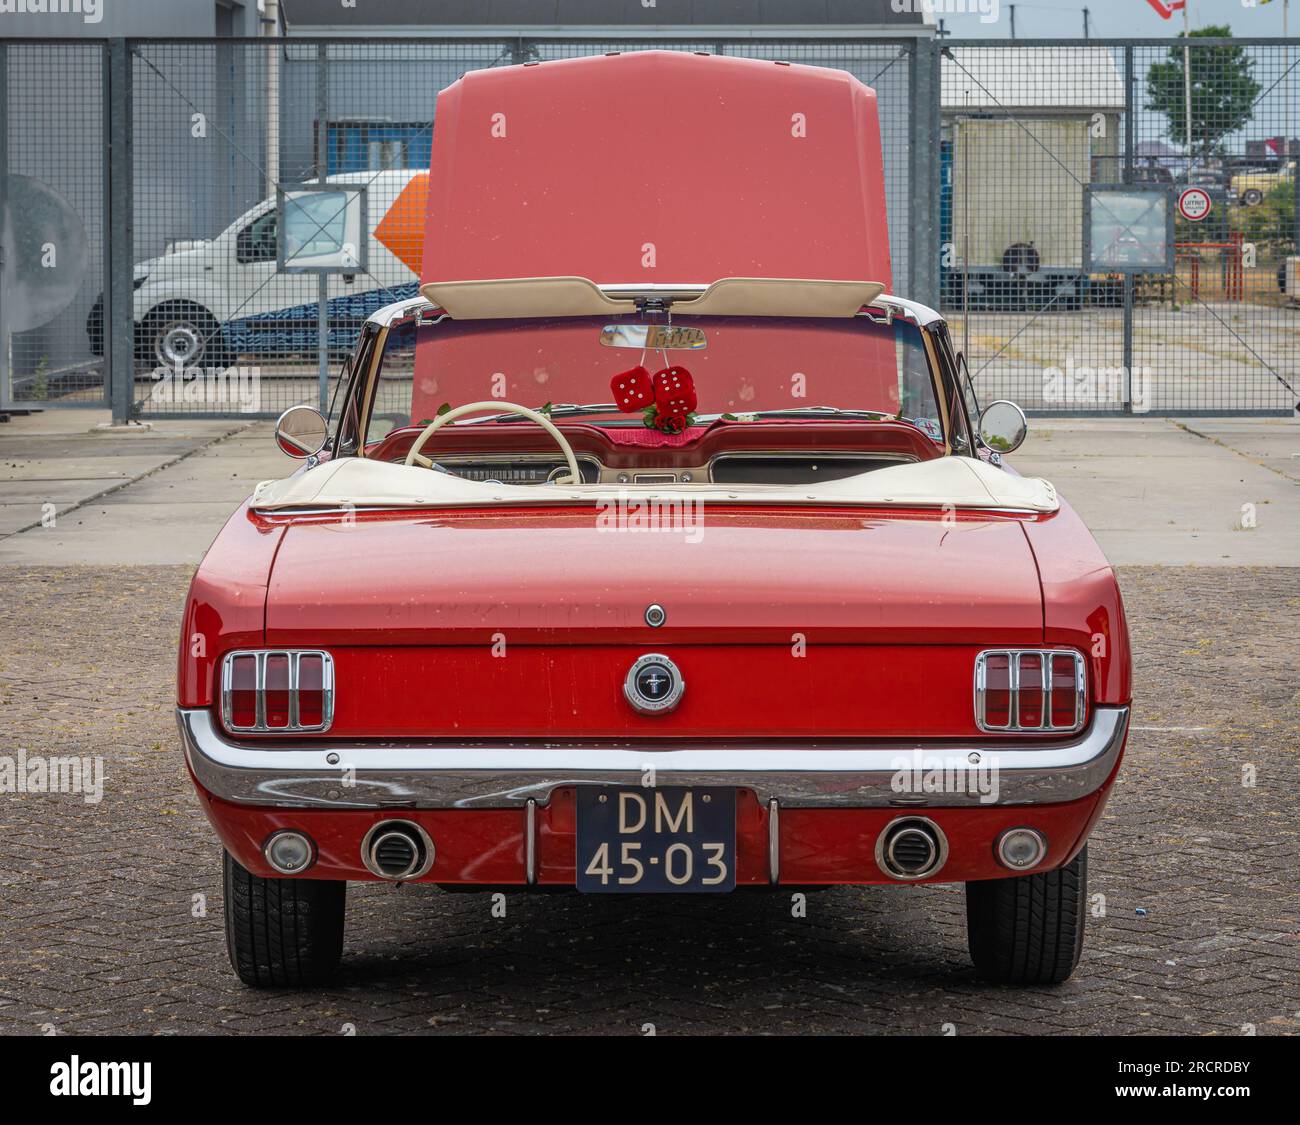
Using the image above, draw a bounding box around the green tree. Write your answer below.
[1145,27,1261,155]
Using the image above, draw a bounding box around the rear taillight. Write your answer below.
[221,650,334,733]
[974,649,1084,733]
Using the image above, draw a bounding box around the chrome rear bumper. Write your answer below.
[178,705,1128,811]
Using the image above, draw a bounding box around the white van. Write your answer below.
[88,169,424,368]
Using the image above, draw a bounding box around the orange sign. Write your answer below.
[373,172,429,276]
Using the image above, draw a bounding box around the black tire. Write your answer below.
[223,850,345,987]
[965,845,1087,985]
[1241,188,1263,207]
[138,301,234,371]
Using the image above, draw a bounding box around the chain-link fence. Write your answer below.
[0,40,105,408]
[0,35,1295,419]
[942,39,1299,415]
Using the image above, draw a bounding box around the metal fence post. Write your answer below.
[908,36,941,308]
[1122,44,1135,414]
[316,42,329,413]
[107,39,135,424]
[0,42,10,413]
[1294,110,1299,301]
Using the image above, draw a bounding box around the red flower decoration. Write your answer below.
[610,365,653,412]
[651,365,697,416]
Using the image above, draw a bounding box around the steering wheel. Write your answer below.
[403,401,582,484]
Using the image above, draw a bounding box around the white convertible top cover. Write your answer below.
[251,455,1058,513]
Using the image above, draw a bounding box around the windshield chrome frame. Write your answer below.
[345,291,955,458]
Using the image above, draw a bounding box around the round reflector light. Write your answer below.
[264,830,315,874]
[996,828,1048,871]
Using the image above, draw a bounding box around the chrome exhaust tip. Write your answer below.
[876,816,948,881]
[361,820,434,882]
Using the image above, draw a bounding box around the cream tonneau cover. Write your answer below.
[251,456,1059,514]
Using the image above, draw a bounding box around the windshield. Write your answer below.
[365,311,943,445]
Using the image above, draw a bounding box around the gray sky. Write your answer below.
[938,0,1295,39]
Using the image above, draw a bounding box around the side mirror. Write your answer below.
[274,404,328,459]
[977,400,1028,455]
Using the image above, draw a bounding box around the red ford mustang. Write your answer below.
[176,52,1130,987]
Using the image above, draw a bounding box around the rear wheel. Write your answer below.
[139,302,234,370]
[965,846,1087,985]
[223,850,345,987]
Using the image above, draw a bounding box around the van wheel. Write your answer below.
[965,846,1087,985]
[223,850,345,987]
[1241,188,1264,207]
[140,302,233,370]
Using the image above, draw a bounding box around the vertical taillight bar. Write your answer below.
[1018,653,1044,728]
[227,654,258,729]
[1050,653,1082,729]
[297,653,326,728]
[263,654,291,728]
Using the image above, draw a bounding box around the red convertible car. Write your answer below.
[177,53,1130,988]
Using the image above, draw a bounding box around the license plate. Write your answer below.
[575,786,736,893]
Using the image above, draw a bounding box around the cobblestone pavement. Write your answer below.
[0,566,1295,1036]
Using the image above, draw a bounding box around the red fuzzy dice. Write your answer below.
[610,365,653,412]
[651,366,697,416]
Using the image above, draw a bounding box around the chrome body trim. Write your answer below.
[525,798,538,885]
[178,705,1129,811]
[767,798,780,885]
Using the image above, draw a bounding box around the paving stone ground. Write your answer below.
[0,566,1295,1036]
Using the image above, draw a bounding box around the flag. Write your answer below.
[1144,0,1186,17]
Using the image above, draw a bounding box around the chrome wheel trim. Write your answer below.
[156,321,203,367]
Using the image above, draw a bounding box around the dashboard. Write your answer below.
[429,452,907,486]
[367,418,943,486]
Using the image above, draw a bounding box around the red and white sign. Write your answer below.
[1178,187,1212,222]
[1144,0,1186,18]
